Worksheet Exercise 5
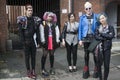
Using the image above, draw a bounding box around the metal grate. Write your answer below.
[6,0,60,34]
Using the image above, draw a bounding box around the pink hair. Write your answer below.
[43,12,57,23]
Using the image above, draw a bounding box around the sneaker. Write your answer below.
[93,67,98,78]
[50,68,55,75]
[83,66,90,79]
[42,70,49,77]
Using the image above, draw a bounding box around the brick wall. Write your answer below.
[0,0,117,52]
[0,0,8,53]
[74,0,103,20]
[60,0,103,31]
[60,0,69,31]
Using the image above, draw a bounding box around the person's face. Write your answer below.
[26,6,33,17]
[85,7,92,15]
[69,14,75,22]
[47,15,53,22]
[99,15,107,25]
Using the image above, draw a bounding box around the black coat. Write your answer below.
[95,25,115,50]
[43,23,59,49]
[17,16,40,46]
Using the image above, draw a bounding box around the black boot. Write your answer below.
[83,71,90,79]
[83,66,90,79]
[93,66,98,78]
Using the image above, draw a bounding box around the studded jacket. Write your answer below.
[17,16,41,46]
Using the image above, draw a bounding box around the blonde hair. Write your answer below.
[84,2,92,8]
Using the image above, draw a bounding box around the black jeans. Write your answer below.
[66,42,78,66]
[97,48,111,80]
[24,43,36,70]
[41,48,55,70]
[83,42,97,67]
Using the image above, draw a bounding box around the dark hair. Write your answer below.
[68,13,75,21]
[97,13,108,20]
[25,4,32,10]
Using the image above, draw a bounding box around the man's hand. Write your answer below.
[79,41,83,46]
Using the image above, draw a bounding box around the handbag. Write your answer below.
[88,38,101,52]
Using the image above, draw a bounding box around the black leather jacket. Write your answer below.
[95,25,115,50]
[17,16,41,46]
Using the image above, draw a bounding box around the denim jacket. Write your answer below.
[78,13,99,41]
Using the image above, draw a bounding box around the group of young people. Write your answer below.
[17,1,115,80]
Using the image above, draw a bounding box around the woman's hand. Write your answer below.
[62,39,65,47]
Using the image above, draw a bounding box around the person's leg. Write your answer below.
[84,42,90,66]
[41,48,49,76]
[24,45,31,77]
[97,48,103,80]
[104,49,111,80]
[72,44,78,72]
[30,45,36,78]
[49,50,54,68]
[98,61,102,80]
[93,51,99,78]
[66,42,72,72]
[83,42,90,79]
[49,50,55,75]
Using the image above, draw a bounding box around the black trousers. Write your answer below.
[66,42,78,66]
[83,42,97,67]
[41,48,55,70]
[24,43,36,70]
[97,48,111,80]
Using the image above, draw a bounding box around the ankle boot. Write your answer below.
[31,70,36,79]
[93,66,98,78]
[27,70,31,78]
[83,66,90,79]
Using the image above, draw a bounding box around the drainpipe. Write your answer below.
[71,0,74,13]
[68,0,71,13]
[68,0,74,13]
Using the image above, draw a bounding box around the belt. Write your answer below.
[66,32,77,34]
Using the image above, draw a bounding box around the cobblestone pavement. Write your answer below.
[0,47,120,80]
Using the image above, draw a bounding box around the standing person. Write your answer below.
[61,13,79,72]
[17,4,41,79]
[78,2,99,79]
[40,12,60,76]
[95,14,115,80]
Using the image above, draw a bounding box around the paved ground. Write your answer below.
[0,47,120,80]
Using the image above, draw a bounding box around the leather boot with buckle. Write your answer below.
[83,66,90,79]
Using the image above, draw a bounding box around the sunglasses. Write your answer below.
[85,8,91,10]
